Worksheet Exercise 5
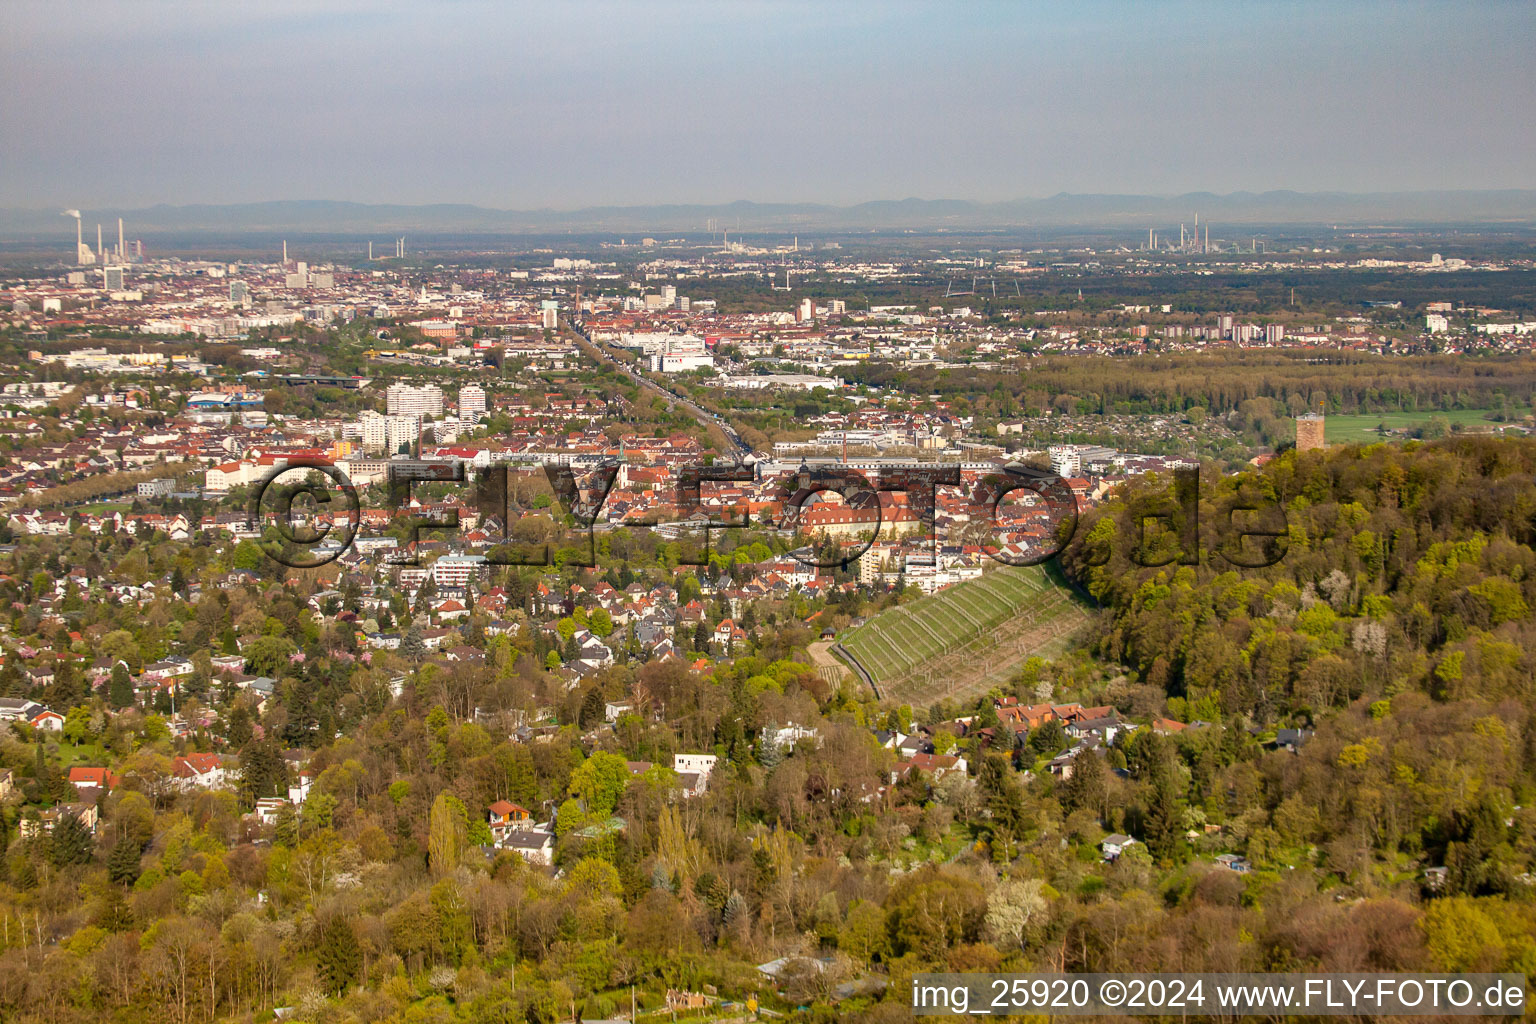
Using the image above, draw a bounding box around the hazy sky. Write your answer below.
[2,0,1532,209]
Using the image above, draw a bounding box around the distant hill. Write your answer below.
[3,190,1536,240]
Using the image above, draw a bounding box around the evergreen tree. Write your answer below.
[316,916,362,995]
[1143,758,1185,861]
[1063,747,1109,820]
[48,812,94,867]
[507,744,537,807]
[401,624,426,660]
[1446,794,1506,895]
[97,882,134,931]
[578,686,605,729]
[240,740,287,805]
[0,658,23,698]
[978,753,1026,850]
[226,702,253,747]
[108,662,136,709]
[757,727,785,770]
[107,837,141,886]
[274,803,301,848]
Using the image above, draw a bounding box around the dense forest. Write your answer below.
[1062,436,1536,716]
[845,351,1536,419]
[692,267,1536,317]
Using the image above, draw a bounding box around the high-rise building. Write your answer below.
[103,266,125,291]
[385,383,444,417]
[459,384,487,421]
[1425,314,1449,334]
[1047,445,1081,477]
[229,281,249,305]
[1265,324,1285,344]
[1295,413,1325,452]
[361,410,423,455]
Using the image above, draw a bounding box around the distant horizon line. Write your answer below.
[8,187,1536,215]
[4,189,1535,239]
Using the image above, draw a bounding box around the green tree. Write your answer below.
[1422,897,1505,971]
[226,702,253,747]
[1142,758,1185,861]
[977,753,1027,854]
[62,704,92,747]
[107,837,141,886]
[428,791,467,877]
[588,607,614,638]
[48,812,95,867]
[505,743,537,808]
[316,915,362,995]
[567,751,628,817]
[244,635,296,678]
[1062,748,1109,820]
[108,662,136,709]
[401,625,426,660]
[232,539,264,571]
[578,686,606,730]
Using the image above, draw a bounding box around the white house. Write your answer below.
[673,753,718,798]
[502,829,555,866]
[30,709,65,732]
[287,769,315,805]
[172,753,230,790]
[1101,834,1138,861]
[254,797,287,826]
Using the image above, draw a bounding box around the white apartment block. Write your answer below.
[430,554,488,590]
[459,384,487,421]
[386,383,444,417]
[361,410,421,455]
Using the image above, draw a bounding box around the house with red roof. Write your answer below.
[487,799,533,843]
[30,709,64,732]
[172,752,230,790]
[68,766,120,793]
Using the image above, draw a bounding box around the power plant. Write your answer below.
[62,209,92,265]
[63,209,138,265]
[1143,212,1220,255]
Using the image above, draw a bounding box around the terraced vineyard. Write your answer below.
[836,563,1093,705]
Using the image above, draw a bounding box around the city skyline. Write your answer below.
[2,0,1533,210]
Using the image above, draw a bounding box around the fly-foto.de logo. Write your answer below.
[248,459,1289,573]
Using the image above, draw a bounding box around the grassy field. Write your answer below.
[1320,408,1524,445]
[838,562,1092,703]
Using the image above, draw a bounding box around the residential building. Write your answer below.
[385,383,444,417]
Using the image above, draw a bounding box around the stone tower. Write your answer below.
[1296,412,1325,452]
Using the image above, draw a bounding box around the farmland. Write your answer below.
[1319,407,1525,445]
